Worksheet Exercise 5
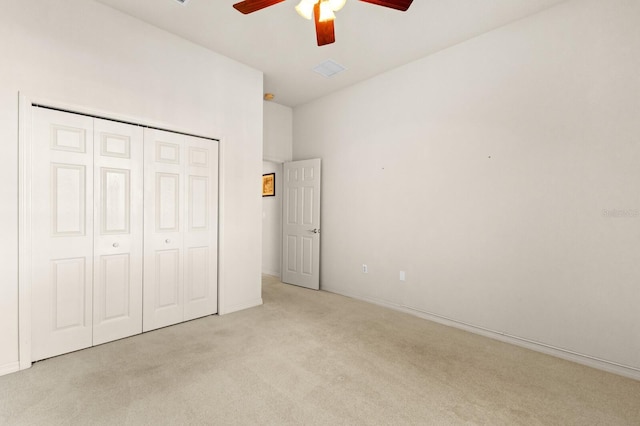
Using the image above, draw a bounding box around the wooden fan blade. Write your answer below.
[358,0,413,12]
[314,2,336,46]
[233,0,286,14]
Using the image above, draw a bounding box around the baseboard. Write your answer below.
[221,297,263,315]
[261,270,281,278]
[322,286,640,382]
[0,361,20,377]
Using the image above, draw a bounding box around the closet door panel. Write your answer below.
[143,128,185,331]
[32,108,94,361]
[93,119,143,345]
[184,136,218,320]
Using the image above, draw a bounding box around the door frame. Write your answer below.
[17,93,222,371]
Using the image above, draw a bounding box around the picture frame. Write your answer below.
[262,173,275,197]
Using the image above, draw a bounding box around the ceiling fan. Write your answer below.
[232,0,414,46]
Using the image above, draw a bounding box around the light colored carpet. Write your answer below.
[1,275,639,425]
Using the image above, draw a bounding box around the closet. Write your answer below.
[29,107,218,362]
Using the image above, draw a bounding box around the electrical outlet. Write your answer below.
[362,264,368,273]
[400,271,406,281]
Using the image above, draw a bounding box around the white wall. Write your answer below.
[262,161,283,276]
[263,101,293,163]
[0,0,263,375]
[293,0,640,378]
[262,101,293,277]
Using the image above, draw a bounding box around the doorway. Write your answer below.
[262,161,283,277]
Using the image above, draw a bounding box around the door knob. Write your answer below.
[165,239,171,244]
[309,229,320,234]
[112,242,119,248]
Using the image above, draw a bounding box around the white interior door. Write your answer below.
[31,107,94,361]
[282,159,321,290]
[92,118,143,345]
[143,128,185,331]
[183,135,218,320]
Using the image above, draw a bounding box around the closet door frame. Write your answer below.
[18,94,222,371]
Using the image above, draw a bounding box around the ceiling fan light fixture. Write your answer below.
[295,0,316,20]
[318,0,336,22]
[233,0,413,46]
[328,0,346,11]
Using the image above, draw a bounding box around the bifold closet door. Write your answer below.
[183,135,218,321]
[30,107,216,358]
[92,118,144,345]
[31,108,95,361]
[31,108,144,361]
[143,129,185,331]
[143,128,218,332]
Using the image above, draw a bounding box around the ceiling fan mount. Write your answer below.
[232,0,414,46]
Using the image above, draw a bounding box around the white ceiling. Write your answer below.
[95,0,567,106]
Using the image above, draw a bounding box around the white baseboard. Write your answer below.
[322,286,640,382]
[0,361,20,377]
[221,297,263,315]
[261,270,281,278]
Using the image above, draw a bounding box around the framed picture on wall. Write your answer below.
[262,173,275,197]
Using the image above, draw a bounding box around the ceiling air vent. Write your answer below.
[312,60,346,78]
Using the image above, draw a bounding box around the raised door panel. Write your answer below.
[93,119,143,345]
[157,173,180,231]
[189,176,209,230]
[51,257,88,330]
[285,235,298,274]
[186,247,210,302]
[100,132,131,159]
[100,254,131,320]
[32,107,94,361]
[302,186,315,226]
[101,168,130,234]
[143,128,185,331]
[156,249,181,308]
[286,186,299,225]
[51,164,86,236]
[184,136,218,320]
[50,125,86,153]
[302,237,314,276]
